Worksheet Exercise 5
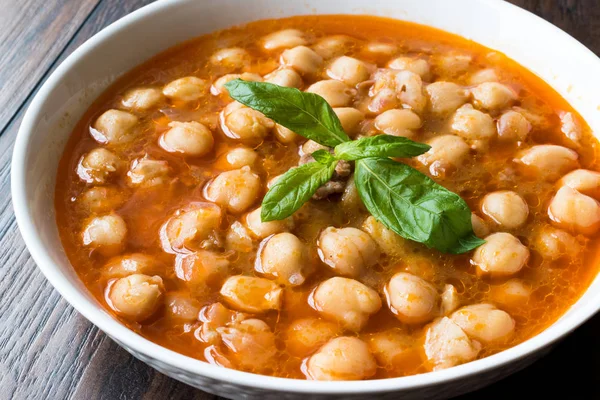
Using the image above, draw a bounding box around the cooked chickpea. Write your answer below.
[177,251,230,287]
[262,29,307,50]
[333,108,364,136]
[211,73,262,96]
[440,284,460,315]
[395,70,427,113]
[258,233,310,286]
[109,274,164,321]
[451,104,496,142]
[326,56,371,86]
[162,203,222,250]
[222,147,258,169]
[104,253,162,279]
[160,121,214,157]
[388,57,430,80]
[472,232,529,277]
[82,214,127,255]
[364,42,398,56]
[471,213,490,238]
[533,225,580,260]
[163,76,208,102]
[225,221,253,252]
[435,53,472,76]
[245,207,293,239]
[284,318,339,357]
[548,186,600,235]
[301,139,328,155]
[205,167,262,213]
[280,46,323,75]
[489,279,532,309]
[318,227,380,277]
[374,109,421,138]
[386,272,439,324]
[164,292,201,322]
[305,337,377,381]
[469,68,498,85]
[560,111,582,144]
[481,191,529,229]
[306,80,354,107]
[426,82,468,115]
[418,134,470,177]
[313,35,355,59]
[77,148,122,184]
[497,110,531,142]
[222,107,274,141]
[198,302,246,344]
[311,277,382,331]
[423,317,481,371]
[515,145,579,182]
[367,330,416,368]
[220,275,283,313]
[127,157,171,187]
[92,109,138,144]
[217,318,277,371]
[471,82,517,111]
[274,124,299,143]
[362,215,409,257]
[79,186,125,213]
[451,304,515,343]
[263,68,303,88]
[121,87,163,110]
[559,169,600,199]
[210,47,250,70]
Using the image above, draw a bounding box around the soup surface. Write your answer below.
[55,15,600,380]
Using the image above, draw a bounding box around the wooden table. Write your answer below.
[1,1,599,398]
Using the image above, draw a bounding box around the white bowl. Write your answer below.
[12,0,600,398]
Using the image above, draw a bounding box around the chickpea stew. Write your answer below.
[55,15,600,380]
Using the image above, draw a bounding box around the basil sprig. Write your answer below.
[225,79,484,254]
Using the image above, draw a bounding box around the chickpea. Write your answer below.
[472,232,529,277]
[515,145,578,182]
[333,108,364,136]
[341,175,364,215]
[497,110,531,142]
[220,275,283,313]
[222,106,274,141]
[418,135,470,177]
[306,80,354,107]
[274,124,299,143]
[225,221,253,252]
[423,317,481,371]
[364,42,398,56]
[388,57,430,80]
[386,272,439,324]
[205,167,262,213]
[395,70,427,113]
[533,225,580,260]
[109,274,164,322]
[221,147,258,169]
[79,186,125,213]
[210,47,250,70]
[435,53,472,76]
[362,215,409,257]
[284,318,339,357]
[301,139,328,155]
[311,277,382,331]
[469,68,498,85]
[426,82,468,116]
[217,318,277,371]
[263,68,303,88]
[481,191,529,229]
[451,304,515,343]
[318,227,380,278]
[121,87,163,110]
[211,73,262,96]
[245,207,293,239]
[163,76,208,102]
[159,121,214,157]
[560,111,582,144]
[262,29,307,51]
[559,169,600,199]
[367,330,416,368]
[548,186,600,235]
[127,157,171,187]
[177,250,230,287]
[92,109,138,144]
[162,203,222,251]
[77,148,122,184]
[305,337,377,381]
[471,213,490,238]
[374,109,421,138]
[440,284,460,315]
[489,279,532,309]
[198,302,247,344]
[326,56,372,86]
[258,233,310,286]
[164,292,201,322]
[471,82,517,111]
[313,35,355,59]
[104,253,162,279]
[451,104,496,141]
[280,46,323,75]
[82,214,127,255]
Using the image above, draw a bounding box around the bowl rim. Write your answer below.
[11,0,600,394]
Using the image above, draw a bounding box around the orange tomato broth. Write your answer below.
[55,15,600,379]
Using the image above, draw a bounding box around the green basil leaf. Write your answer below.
[261,161,337,222]
[354,158,485,254]
[312,149,336,164]
[225,79,350,147]
[335,135,431,161]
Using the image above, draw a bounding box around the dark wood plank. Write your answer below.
[0,0,101,134]
[0,1,599,400]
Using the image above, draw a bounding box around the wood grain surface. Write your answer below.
[0,1,598,399]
